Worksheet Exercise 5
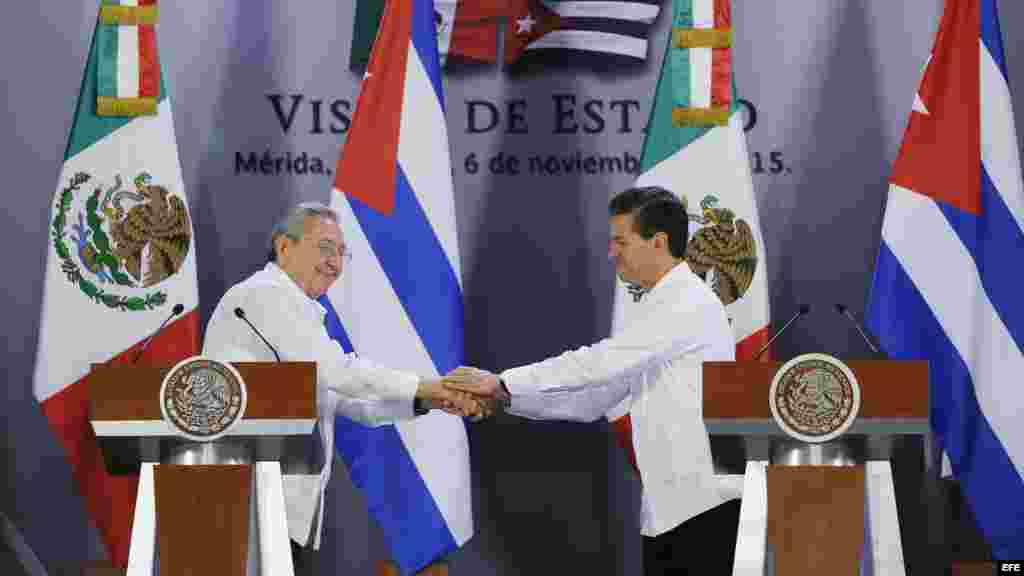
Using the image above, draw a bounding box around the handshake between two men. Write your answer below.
[417,367,508,421]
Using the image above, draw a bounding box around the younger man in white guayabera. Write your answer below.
[446,187,742,575]
[202,203,486,573]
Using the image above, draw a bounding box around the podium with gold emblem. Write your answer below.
[88,359,317,576]
[704,356,931,576]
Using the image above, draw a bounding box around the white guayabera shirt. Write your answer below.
[202,262,420,548]
[501,261,735,537]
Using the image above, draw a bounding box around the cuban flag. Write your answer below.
[350,0,663,69]
[866,0,1024,558]
[328,0,473,573]
[447,0,662,64]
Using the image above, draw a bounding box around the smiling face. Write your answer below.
[275,215,347,299]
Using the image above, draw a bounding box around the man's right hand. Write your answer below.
[416,378,492,421]
[443,366,508,404]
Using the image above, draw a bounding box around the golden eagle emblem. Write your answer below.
[51,171,191,311]
[684,195,758,306]
[160,357,247,442]
[106,173,191,287]
[770,354,860,444]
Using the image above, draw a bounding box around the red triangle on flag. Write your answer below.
[448,0,561,64]
[334,0,413,216]
[889,0,980,215]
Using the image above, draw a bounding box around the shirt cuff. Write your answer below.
[500,368,534,413]
[499,367,537,397]
[389,370,420,402]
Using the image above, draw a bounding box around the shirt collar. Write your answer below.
[264,262,328,321]
[642,261,692,303]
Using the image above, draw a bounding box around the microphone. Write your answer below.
[754,304,811,360]
[835,304,887,359]
[132,303,185,363]
[234,307,281,362]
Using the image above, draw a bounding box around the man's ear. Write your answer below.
[654,231,670,250]
[275,236,290,262]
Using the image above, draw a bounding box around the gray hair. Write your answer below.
[267,202,339,262]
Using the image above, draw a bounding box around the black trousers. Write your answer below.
[642,499,742,576]
[290,540,317,576]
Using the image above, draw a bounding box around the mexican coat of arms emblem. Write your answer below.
[160,357,247,442]
[769,353,861,443]
[51,171,191,311]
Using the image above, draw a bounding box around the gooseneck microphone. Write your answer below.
[234,307,282,362]
[132,303,185,363]
[754,304,811,360]
[835,303,886,358]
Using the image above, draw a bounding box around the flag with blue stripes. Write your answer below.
[867,0,1024,558]
[327,0,473,573]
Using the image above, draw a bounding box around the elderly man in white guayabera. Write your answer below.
[202,203,485,573]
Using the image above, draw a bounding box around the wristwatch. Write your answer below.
[498,378,512,408]
[413,397,430,416]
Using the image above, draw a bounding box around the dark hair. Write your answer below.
[608,186,689,258]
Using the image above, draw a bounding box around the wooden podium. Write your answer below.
[88,362,317,576]
[703,360,930,576]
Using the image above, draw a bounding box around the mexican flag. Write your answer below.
[352,0,487,67]
[607,0,770,468]
[32,2,199,567]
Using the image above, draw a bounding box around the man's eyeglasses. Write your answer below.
[317,241,352,264]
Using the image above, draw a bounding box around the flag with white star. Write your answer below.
[451,0,661,63]
[350,0,662,68]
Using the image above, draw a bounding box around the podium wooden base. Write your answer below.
[154,465,252,576]
[767,466,865,575]
[128,462,294,576]
[732,461,906,575]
